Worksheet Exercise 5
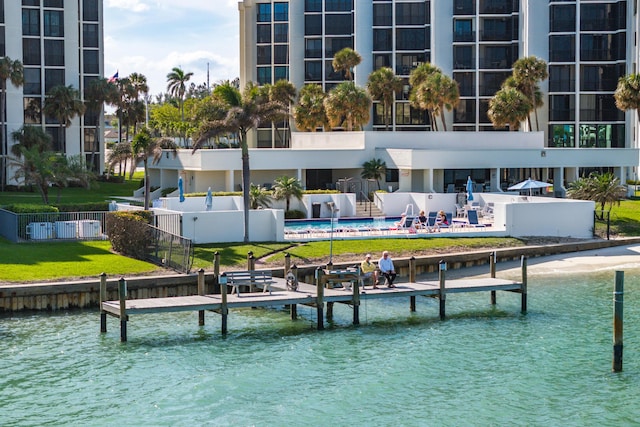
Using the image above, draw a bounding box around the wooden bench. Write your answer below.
[324,268,361,291]
[225,270,274,296]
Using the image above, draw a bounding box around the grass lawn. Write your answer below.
[0,239,160,283]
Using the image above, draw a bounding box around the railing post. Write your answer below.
[198,268,205,326]
[99,272,107,333]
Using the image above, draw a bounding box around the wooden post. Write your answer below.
[99,272,107,333]
[118,277,127,342]
[290,264,298,320]
[439,261,446,320]
[324,262,333,320]
[247,251,255,270]
[521,256,527,313]
[353,266,360,325]
[613,271,624,372]
[213,251,220,294]
[197,268,205,326]
[220,273,228,335]
[316,267,324,330]
[284,253,291,274]
[490,251,497,305]
[409,256,416,312]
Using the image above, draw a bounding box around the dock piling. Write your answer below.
[409,257,416,312]
[316,267,325,330]
[220,273,228,334]
[439,261,447,320]
[353,265,360,325]
[521,256,528,313]
[118,278,127,342]
[213,251,220,294]
[290,264,298,320]
[99,272,107,333]
[613,270,624,372]
[490,252,497,305]
[197,268,205,326]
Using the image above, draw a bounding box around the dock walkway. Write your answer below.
[101,254,527,341]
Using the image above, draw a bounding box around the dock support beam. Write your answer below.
[316,267,324,330]
[521,256,528,313]
[197,268,205,326]
[99,272,107,333]
[439,261,446,320]
[290,264,298,320]
[213,251,220,294]
[353,265,360,325]
[220,273,228,335]
[613,271,624,372]
[409,257,416,312]
[118,278,127,342]
[490,252,497,305]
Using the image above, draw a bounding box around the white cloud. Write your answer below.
[106,0,150,12]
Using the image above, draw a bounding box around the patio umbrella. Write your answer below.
[466,176,474,202]
[508,178,551,196]
[178,176,185,203]
[205,187,213,211]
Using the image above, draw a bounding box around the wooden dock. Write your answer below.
[101,254,527,341]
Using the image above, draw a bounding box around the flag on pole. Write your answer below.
[107,71,119,83]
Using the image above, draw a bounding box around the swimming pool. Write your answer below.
[285,217,402,233]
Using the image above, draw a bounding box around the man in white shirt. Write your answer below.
[378,251,397,288]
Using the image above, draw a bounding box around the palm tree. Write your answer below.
[332,47,362,81]
[567,172,627,219]
[269,79,297,146]
[132,127,178,209]
[408,62,442,130]
[193,82,286,242]
[293,84,328,131]
[249,183,272,209]
[614,73,640,118]
[10,146,57,204]
[0,57,24,191]
[488,87,532,130]
[84,78,119,170]
[107,140,133,177]
[367,67,402,131]
[361,158,387,190]
[324,82,371,131]
[10,126,52,156]
[166,67,194,122]
[43,85,86,152]
[127,72,149,136]
[273,175,303,212]
[414,72,460,131]
[511,56,548,131]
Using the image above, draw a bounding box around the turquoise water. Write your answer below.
[3,270,640,426]
[285,217,401,233]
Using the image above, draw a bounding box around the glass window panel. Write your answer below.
[550,4,575,32]
[548,65,575,92]
[305,61,322,81]
[83,50,99,74]
[305,15,322,36]
[83,0,99,22]
[580,64,624,92]
[325,37,352,57]
[44,40,64,66]
[274,2,288,21]
[45,69,64,93]
[274,66,288,81]
[373,54,391,70]
[305,39,322,58]
[257,46,271,65]
[326,0,352,12]
[549,35,574,62]
[373,4,392,26]
[44,10,64,37]
[23,38,41,65]
[22,0,40,6]
[305,0,322,13]
[257,4,271,22]
[257,67,272,85]
[23,68,41,95]
[274,23,288,43]
[24,97,42,124]
[549,124,575,148]
[549,95,575,121]
[373,29,392,51]
[257,24,271,44]
[0,30,4,56]
[22,9,40,36]
[44,0,64,7]
[396,28,427,50]
[396,3,427,26]
[325,14,352,35]
[83,24,99,48]
[274,45,288,64]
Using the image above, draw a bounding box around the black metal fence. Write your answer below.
[144,225,193,273]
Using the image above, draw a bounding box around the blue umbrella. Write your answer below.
[205,187,213,211]
[178,176,185,203]
[466,176,474,202]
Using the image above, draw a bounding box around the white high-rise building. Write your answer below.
[1,0,104,187]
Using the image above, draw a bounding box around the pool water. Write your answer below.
[3,268,640,425]
[285,217,402,232]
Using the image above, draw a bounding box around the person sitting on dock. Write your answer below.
[361,254,379,288]
[378,251,397,288]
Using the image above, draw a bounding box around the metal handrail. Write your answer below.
[358,191,372,216]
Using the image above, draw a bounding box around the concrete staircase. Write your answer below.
[354,201,385,218]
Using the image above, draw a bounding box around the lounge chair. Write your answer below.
[467,210,486,228]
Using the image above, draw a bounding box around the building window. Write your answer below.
[0,30,4,56]
[274,2,288,21]
[396,28,427,50]
[45,68,64,93]
[580,64,624,92]
[24,97,42,124]
[580,94,624,122]
[23,38,41,65]
[373,54,391,70]
[257,24,271,43]
[581,3,626,32]
[274,45,288,64]
[549,124,575,147]
[274,23,288,43]
[395,103,427,125]
[83,50,99,74]
[580,33,625,62]
[44,0,64,7]
[548,65,575,92]
[22,0,40,6]
[23,68,42,95]
[549,35,575,62]
[386,168,399,183]
[305,0,322,13]
[22,9,40,36]
[305,15,322,36]
[373,3,392,26]
[44,10,64,37]
[84,128,96,152]
[305,39,322,58]
[373,29,392,51]
[83,23,99,48]
[305,61,322,81]
[274,66,289,81]
[325,37,352,57]
[0,1,4,24]
[257,3,271,22]
[550,4,575,32]
[45,126,64,152]
[454,99,476,123]
[579,124,624,148]
[549,95,575,121]
[257,45,271,65]
[44,39,64,66]
[454,73,475,97]
[325,14,352,35]
[257,67,271,85]
[83,0,99,22]
[396,3,427,26]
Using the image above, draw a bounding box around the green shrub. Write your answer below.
[303,189,340,194]
[97,174,124,183]
[106,211,154,258]
[285,209,306,219]
[2,204,59,213]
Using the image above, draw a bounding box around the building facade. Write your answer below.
[1,0,105,187]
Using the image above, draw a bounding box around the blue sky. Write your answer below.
[104,0,240,97]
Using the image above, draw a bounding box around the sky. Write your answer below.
[104,0,240,98]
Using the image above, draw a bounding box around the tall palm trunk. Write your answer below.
[0,84,6,191]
